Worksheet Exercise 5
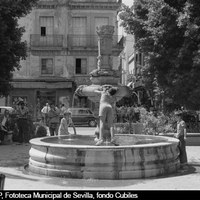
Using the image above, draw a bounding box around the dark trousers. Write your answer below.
[17,118,29,143]
[49,123,59,136]
[0,128,9,143]
[0,130,5,142]
[178,135,188,164]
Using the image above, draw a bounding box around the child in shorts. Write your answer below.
[94,86,118,146]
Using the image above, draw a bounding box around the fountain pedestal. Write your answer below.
[75,25,131,118]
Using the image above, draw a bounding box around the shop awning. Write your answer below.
[11,78,73,89]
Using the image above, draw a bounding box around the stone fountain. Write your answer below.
[28,25,180,179]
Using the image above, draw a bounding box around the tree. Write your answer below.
[0,0,38,96]
[119,0,200,110]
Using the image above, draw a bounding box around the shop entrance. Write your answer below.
[36,90,56,121]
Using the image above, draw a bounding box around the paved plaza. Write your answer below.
[0,127,200,190]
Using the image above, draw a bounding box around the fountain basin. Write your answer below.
[28,134,180,179]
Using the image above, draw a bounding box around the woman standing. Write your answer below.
[16,101,29,143]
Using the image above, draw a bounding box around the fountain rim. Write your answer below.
[29,134,179,149]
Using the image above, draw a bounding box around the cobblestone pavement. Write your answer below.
[0,127,200,190]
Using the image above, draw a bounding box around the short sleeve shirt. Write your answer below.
[176,120,186,138]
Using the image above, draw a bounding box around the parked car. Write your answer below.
[68,108,97,127]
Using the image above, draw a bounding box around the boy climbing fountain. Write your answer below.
[94,85,118,146]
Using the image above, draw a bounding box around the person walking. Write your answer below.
[174,111,188,169]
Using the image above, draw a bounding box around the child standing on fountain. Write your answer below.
[94,86,118,146]
[58,110,76,136]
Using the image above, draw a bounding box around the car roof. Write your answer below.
[0,106,14,113]
[68,108,91,110]
[0,106,14,110]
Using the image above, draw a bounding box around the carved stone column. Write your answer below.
[97,25,114,70]
[90,25,120,85]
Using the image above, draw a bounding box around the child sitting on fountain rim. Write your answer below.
[94,85,118,146]
[58,110,76,137]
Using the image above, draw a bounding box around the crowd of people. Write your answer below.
[0,101,30,145]
[0,101,77,145]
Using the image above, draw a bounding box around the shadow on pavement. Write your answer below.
[39,164,199,189]
[0,171,38,182]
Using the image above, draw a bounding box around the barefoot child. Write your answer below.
[94,86,118,146]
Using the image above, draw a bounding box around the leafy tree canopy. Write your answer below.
[0,0,38,96]
[119,0,200,110]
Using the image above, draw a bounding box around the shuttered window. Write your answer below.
[41,58,54,75]
[39,16,54,35]
[72,17,87,46]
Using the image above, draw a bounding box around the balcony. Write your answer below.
[67,34,124,53]
[30,34,64,50]
[68,0,121,10]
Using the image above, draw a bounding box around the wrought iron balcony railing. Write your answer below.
[30,34,64,47]
[30,34,123,50]
[67,34,123,49]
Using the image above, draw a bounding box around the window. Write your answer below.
[75,58,87,74]
[41,58,53,75]
[136,52,143,66]
[39,16,54,35]
[72,17,87,46]
[41,27,46,36]
[78,109,88,115]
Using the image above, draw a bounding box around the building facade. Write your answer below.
[9,0,123,120]
[120,34,150,107]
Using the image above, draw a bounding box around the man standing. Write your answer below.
[16,101,29,144]
[41,103,50,125]
[47,103,60,136]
